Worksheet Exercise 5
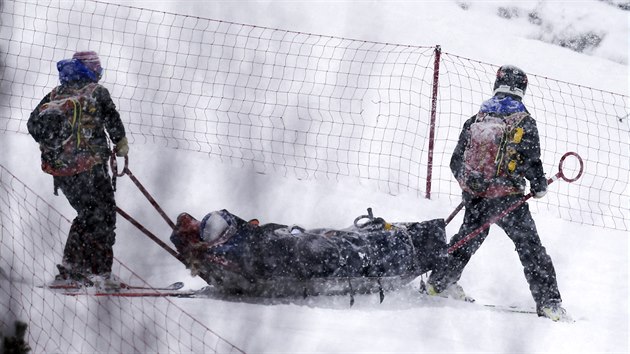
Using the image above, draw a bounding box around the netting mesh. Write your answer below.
[433,53,629,230]
[0,0,629,349]
[1,0,627,231]
[0,164,245,353]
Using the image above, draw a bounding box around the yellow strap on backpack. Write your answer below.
[70,99,81,147]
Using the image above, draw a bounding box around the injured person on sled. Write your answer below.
[170,208,447,297]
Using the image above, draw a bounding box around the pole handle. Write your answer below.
[110,150,129,177]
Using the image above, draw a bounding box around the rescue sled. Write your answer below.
[169,208,448,298]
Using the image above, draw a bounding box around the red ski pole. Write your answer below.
[444,202,465,226]
[110,151,176,230]
[448,152,584,254]
[110,151,184,263]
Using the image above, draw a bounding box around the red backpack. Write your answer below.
[37,83,103,176]
[460,111,527,197]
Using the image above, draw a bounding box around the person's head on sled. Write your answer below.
[171,210,258,253]
[171,213,202,252]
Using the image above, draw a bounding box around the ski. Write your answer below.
[419,291,538,316]
[120,281,185,291]
[39,283,83,290]
[61,288,201,298]
[481,303,537,314]
[40,281,185,292]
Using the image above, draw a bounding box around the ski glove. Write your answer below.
[465,171,489,194]
[115,137,129,157]
[533,188,547,199]
[530,176,548,199]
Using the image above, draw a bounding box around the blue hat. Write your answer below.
[57,58,100,84]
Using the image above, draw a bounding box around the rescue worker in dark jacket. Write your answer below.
[27,51,128,289]
[426,65,570,322]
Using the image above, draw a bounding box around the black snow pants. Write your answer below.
[54,163,117,275]
[428,194,562,309]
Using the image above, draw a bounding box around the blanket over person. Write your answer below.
[170,209,447,297]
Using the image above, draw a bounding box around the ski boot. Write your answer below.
[426,282,475,302]
[537,303,573,322]
[47,264,91,289]
[87,272,124,291]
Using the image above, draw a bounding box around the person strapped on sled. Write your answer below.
[425,65,570,322]
[170,209,447,298]
[27,51,129,289]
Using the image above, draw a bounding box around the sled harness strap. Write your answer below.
[110,151,176,230]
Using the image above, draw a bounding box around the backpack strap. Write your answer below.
[69,98,81,148]
[49,86,59,101]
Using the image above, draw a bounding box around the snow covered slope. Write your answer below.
[1,1,627,352]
